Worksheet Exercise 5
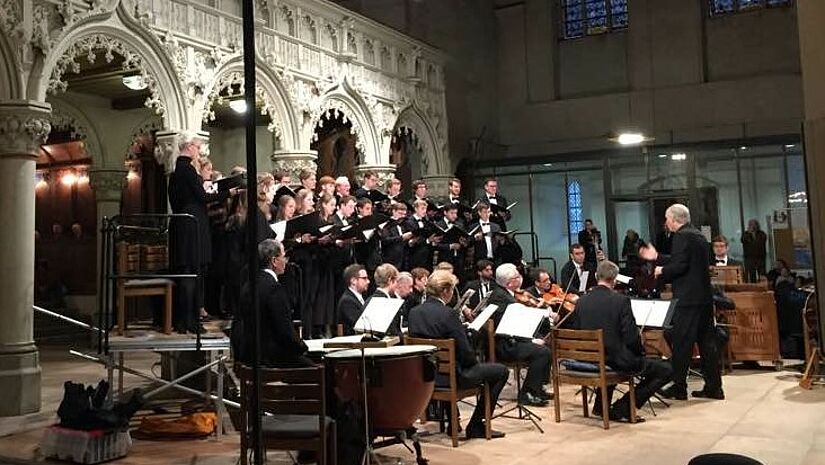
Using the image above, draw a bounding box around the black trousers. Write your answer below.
[173,265,206,331]
[594,358,673,410]
[667,304,722,393]
[496,339,551,395]
[458,362,509,428]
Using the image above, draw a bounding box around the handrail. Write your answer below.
[34,305,100,333]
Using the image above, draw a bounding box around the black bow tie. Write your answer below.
[481,222,489,226]
[716,260,725,265]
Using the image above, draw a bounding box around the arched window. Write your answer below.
[562,0,628,40]
[567,180,583,238]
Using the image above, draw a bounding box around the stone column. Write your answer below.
[797,0,825,343]
[89,169,127,295]
[270,150,318,184]
[422,174,453,198]
[0,100,51,416]
[353,163,396,186]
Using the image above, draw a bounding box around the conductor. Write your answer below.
[639,204,724,400]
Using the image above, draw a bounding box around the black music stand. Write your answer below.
[493,304,547,433]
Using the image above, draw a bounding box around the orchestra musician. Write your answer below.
[578,219,602,269]
[463,259,495,311]
[524,268,555,298]
[365,263,402,335]
[231,239,311,368]
[407,270,508,440]
[396,271,415,327]
[336,264,370,336]
[567,260,672,422]
[486,263,553,405]
[640,203,724,401]
[478,178,511,230]
[559,243,598,294]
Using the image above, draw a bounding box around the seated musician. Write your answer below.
[486,263,553,406]
[524,268,555,298]
[567,260,672,422]
[407,270,508,439]
[336,264,370,335]
[559,243,598,294]
[366,264,402,335]
[396,271,416,328]
[231,239,311,368]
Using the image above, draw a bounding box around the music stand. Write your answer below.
[631,298,679,411]
[354,297,404,336]
[493,303,546,433]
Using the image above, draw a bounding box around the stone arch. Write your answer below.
[199,54,299,150]
[0,29,21,100]
[394,103,447,176]
[29,3,188,131]
[47,96,106,167]
[312,78,381,166]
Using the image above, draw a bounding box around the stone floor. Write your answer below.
[1,349,824,465]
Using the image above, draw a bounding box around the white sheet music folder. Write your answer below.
[496,303,545,339]
[270,220,287,240]
[578,271,590,293]
[354,297,404,334]
[630,299,675,328]
[468,304,498,332]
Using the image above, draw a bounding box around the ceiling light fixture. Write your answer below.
[543,162,553,167]
[61,172,78,187]
[229,99,248,114]
[671,153,687,161]
[122,75,148,91]
[614,132,648,146]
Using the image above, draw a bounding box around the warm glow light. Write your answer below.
[127,170,140,181]
[78,174,90,185]
[616,132,645,145]
[229,99,248,114]
[61,172,78,186]
[36,179,48,190]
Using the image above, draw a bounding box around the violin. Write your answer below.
[514,289,551,309]
[540,283,579,312]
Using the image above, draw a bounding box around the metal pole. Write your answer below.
[240,2,262,464]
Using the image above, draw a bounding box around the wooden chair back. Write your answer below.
[235,364,331,465]
[404,335,458,390]
[551,328,607,372]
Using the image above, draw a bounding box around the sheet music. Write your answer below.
[304,335,363,353]
[319,225,334,234]
[354,297,404,334]
[468,304,498,332]
[363,228,376,240]
[578,271,590,293]
[630,299,673,328]
[496,303,545,339]
[616,274,632,285]
[270,220,287,240]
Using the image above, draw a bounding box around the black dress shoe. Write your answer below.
[536,389,554,401]
[519,391,549,407]
[691,388,725,400]
[465,426,506,439]
[659,385,688,400]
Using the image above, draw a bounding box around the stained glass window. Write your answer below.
[709,0,792,16]
[567,180,583,238]
[562,0,628,40]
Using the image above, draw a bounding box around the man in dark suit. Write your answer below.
[353,170,379,199]
[577,219,603,268]
[332,195,357,298]
[435,204,467,281]
[405,200,440,270]
[168,133,236,333]
[365,264,403,335]
[408,270,508,439]
[524,268,554,298]
[486,263,553,406]
[569,260,672,421]
[380,203,412,270]
[352,198,383,283]
[477,178,511,230]
[336,264,370,335]
[471,202,503,265]
[641,203,724,400]
[711,235,742,268]
[463,259,495,311]
[232,239,311,368]
[559,243,597,294]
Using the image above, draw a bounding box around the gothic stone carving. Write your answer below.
[0,102,52,156]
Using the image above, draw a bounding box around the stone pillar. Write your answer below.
[89,169,127,294]
[0,100,51,416]
[797,0,825,344]
[422,174,453,198]
[353,163,395,186]
[270,150,318,185]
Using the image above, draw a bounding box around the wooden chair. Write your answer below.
[550,328,637,429]
[115,241,173,335]
[484,320,526,400]
[236,364,336,465]
[404,335,491,447]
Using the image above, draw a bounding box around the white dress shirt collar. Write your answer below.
[263,268,279,283]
